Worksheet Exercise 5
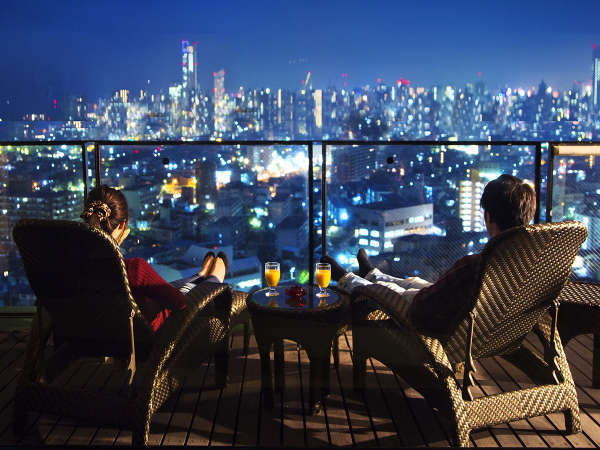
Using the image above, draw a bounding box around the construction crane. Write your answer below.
[303,71,311,88]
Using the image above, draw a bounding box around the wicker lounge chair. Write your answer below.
[351,221,587,447]
[11,219,243,446]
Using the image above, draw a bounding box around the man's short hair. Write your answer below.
[480,174,536,231]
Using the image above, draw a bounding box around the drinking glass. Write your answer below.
[265,262,280,296]
[315,262,331,298]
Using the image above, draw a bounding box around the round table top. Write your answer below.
[249,285,341,310]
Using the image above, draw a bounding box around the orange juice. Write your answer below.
[265,268,280,287]
[316,269,331,288]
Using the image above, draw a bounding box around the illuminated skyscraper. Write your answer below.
[593,45,600,111]
[458,170,485,232]
[313,89,322,130]
[213,69,227,133]
[181,40,198,110]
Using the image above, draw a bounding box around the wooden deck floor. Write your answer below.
[2,328,600,447]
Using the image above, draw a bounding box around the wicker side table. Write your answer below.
[247,286,349,414]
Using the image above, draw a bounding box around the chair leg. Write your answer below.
[352,333,366,392]
[13,392,27,436]
[215,340,230,389]
[564,407,582,434]
[333,336,340,369]
[243,321,250,355]
[452,425,471,447]
[593,333,600,387]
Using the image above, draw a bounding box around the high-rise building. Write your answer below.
[459,170,485,232]
[213,69,227,133]
[593,45,600,111]
[181,40,198,110]
[195,161,217,204]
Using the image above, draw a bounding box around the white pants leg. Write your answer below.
[366,268,433,290]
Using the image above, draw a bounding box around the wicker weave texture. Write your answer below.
[12,219,237,446]
[352,221,586,447]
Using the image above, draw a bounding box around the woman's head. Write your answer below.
[81,185,129,236]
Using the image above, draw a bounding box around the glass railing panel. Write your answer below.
[325,143,537,282]
[1,143,86,306]
[99,143,310,292]
[551,151,600,281]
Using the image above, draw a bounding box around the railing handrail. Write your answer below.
[3,138,600,314]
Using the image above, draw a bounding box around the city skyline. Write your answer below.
[2,0,600,118]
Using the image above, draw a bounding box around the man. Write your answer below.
[322,174,536,337]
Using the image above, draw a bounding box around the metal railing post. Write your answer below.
[545,143,555,223]
[321,143,327,257]
[81,141,88,204]
[534,142,542,224]
[308,142,314,286]
[94,142,101,188]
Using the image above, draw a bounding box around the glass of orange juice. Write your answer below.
[265,262,280,296]
[315,263,331,297]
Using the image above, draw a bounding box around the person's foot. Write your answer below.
[320,255,347,281]
[198,251,215,278]
[208,251,229,283]
[357,248,373,278]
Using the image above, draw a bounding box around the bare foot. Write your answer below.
[198,252,215,278]
[208,257,226,283]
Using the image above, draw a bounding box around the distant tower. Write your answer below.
[593,45,600,111]
[195,161,216,203]
[213,69,226,133]
[181,40,198,110]
[458,170,485,232]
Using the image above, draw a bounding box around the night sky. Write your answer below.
[1,0,600,118]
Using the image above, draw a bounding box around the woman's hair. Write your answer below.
[480,174,536,231]
[80,185,129,235]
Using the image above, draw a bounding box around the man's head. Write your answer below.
[480,174,536,236]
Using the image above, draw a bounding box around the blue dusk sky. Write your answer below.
[1,0,600,117]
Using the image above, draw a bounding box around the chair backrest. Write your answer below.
[444,221,587,365]
[12,219,154,350]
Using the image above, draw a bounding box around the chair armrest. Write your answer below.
[138,284,232,377]
[352,283,413,329]
[352,283,455,376]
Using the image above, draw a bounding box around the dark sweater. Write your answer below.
[408,254,482,338]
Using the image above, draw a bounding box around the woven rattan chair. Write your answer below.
[351,221,587,447]
[11,219,238,446]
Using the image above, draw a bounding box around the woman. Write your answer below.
[81,185,228,332]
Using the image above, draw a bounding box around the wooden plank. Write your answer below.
[145,374,186,445]
[160,357,212,445]
[43,359,108,445]
[321,332,353,447]
[298,340,329,447]
[89,365,132,445]
[367,357,425,447]
[64,363,120,445]
[279,340,307,446]
[335,332,378,446]
[341,331,402,448]
[204,334,245,446]
[181,357,220,446]
[16,359,86,446]
[256,341,282,448]
[230,334,260,447]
